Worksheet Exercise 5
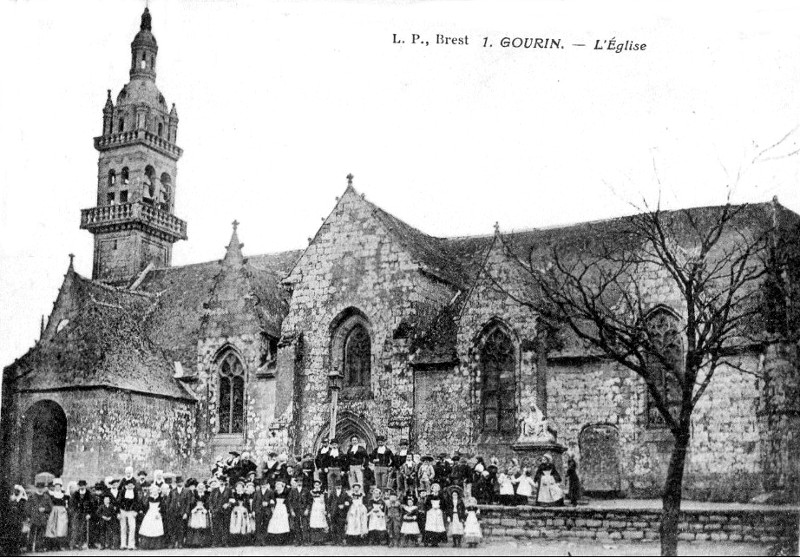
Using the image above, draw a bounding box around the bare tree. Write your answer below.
[490,198,795,556]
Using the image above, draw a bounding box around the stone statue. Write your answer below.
[519,402,556,443]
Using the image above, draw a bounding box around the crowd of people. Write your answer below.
[7,434,581,553]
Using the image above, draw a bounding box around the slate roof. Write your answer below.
[11,272,195,400]
[137,250,301,375]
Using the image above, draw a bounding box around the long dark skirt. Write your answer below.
[186,527,211,548]
[138,535,164,550]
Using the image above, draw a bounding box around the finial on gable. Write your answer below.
[68,253,75,270]
[346,173,354,187]
[494,222,500,235]
[232,219,239,232]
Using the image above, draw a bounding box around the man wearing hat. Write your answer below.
[391,438,410,494]
[325,480,351,545]
[208,476,231,547]
[323,437,345,491]
[27,481,52,553]
[314,438,331,490]
[346,435,369,490]
[370,435,394,492]
[433,453,452,488]
[117,478,140,550]
[166,475,191,548]
[69,480,95,550]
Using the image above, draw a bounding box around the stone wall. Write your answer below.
[546,355,764,500]
[455,237,540,457]
[9,389,195,485]
[281,188,457,453]
[479,504,798,549]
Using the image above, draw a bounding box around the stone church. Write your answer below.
[3,8,800,502]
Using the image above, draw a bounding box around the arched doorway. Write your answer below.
[579,423,621,494]
[24,400,67,481]
[313,412,377,453]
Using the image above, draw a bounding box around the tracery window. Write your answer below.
[480,327,517,434]
[218,352,245,434]
[344,324,371,388]
[645,309,683,428]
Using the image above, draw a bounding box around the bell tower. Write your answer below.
[80,8,187,285]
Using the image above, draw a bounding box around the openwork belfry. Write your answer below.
[2,8,800,507]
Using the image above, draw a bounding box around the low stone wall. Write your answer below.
[479,505,799,548]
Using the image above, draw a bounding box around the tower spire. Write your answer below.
[140,7,152,31]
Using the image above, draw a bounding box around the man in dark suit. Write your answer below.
[166,475,192,548]
[370,435,394,491]
[208,477,232,547]
[326,480,351,545]
[286,477,313,545]
[252,478,274,546]
[69,480,95,550]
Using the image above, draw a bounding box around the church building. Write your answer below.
[3,8,800,502]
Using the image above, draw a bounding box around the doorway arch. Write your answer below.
[313,411,377,453]
[23,400,67,481]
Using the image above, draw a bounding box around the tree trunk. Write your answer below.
[660,427,690,556]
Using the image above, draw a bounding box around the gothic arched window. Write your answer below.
[645,309,683,428]
[218,352,245,434]
[480,327,517,434]
[121,167,130,184]
[344,324,371,387]
[108,169,116,187]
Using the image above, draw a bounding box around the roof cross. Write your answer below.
[232,220,239,232]
[346,173,354,187]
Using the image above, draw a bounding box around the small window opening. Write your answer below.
[120,190,128,203]
[107,192,115,205]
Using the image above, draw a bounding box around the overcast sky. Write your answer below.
[1,0,799,367]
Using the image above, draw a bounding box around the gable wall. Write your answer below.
[279,191,456,454]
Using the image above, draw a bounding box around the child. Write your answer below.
[422,483,447,547]
[497,470,516,506]
[418,456,435,494]
[385,490,402,547]
[98,494,118,550]
[366,488,388,545]
[464,496,482,548]
[186,482,211,548]
[416,488,428,536]
[308,480,328,545]
[447,489,467,547]
[399,454,417,497]
[515,468,536,505]
[567,456,581,506]
[345,483,368,544]
[400,495,420,547]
